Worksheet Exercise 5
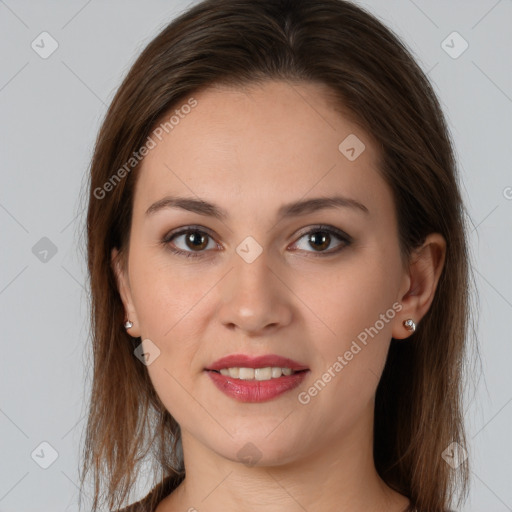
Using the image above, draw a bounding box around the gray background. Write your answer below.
[1,0,511,511]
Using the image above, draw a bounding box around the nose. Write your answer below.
[216,248,293,336]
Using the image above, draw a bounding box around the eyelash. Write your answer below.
[161,224,352,259]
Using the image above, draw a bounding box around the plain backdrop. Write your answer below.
[0,1,511,511]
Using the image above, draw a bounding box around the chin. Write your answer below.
[211,431,304,468]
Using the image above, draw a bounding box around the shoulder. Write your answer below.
[116,472,185,512]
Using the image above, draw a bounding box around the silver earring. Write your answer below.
[403,319,416,332]
[124,320,133,329]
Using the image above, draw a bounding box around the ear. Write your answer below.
[111,247,141,337]
[392,233,446,340]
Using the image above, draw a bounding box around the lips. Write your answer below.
[205,354,309,372]
[204,354,310,403]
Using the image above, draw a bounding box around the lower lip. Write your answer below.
[206,370,309,403]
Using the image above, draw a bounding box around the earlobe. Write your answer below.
[111,247,141,337]
[392,233,446,340]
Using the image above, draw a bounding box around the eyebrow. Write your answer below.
[145,194,369,220]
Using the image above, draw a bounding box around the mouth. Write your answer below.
[204,353,310,402]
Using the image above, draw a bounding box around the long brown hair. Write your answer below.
[80,0,479,510]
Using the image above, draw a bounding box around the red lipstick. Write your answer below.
[205,353,309,403]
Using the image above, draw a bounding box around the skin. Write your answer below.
[112,80,446,512]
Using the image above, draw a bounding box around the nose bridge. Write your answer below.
[217,242,292,333]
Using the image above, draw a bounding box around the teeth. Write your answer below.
[217,367,297,381]
[255,367,271,380]
[239,367,254,380]
[271,367,282,378]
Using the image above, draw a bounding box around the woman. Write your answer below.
[81,0,476,511]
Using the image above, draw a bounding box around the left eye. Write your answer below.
[290,226,351,255]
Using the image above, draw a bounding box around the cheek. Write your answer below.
[127,256,210,417]
[307,258,399,345]
[129,257,206,425]
[301,252,400,398]
[129,247,207,337]
[298,285,395,433]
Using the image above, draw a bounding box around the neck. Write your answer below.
[159,403,410,512]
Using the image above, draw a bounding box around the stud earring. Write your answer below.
[124,320,134,329]
[403,319,416,332]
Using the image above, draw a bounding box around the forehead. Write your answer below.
[133,80,391,221]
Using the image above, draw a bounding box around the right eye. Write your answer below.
[161,226,221,258]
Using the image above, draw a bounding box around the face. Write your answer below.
[113,80,414,466]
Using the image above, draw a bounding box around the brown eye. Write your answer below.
[162,227,218,258]
[290,225,352,256]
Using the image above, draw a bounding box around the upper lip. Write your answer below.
[205,354,309,371]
